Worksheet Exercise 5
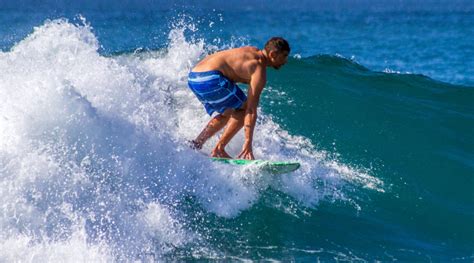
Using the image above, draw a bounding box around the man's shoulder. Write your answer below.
[242,46,259,51]
[227,46,259,54]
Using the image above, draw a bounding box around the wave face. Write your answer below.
[265,54,474,259]
[0,18,472,261]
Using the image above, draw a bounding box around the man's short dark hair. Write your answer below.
[264,37,290,55]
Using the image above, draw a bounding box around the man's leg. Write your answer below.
[211,102,247,158]
[191,109,233,150]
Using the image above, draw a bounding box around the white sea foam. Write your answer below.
[0,17,384,260]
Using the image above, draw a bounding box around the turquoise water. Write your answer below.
[0,1,473,261]
[264,56,474,260]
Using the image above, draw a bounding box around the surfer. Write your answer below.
[187,37,290,160]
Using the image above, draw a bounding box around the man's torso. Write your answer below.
[192,46,264,84]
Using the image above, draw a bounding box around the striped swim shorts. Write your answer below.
[187,70,247,116]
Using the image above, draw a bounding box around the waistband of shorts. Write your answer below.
[188,70,223,78]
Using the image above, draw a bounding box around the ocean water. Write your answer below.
[1,1,473,261]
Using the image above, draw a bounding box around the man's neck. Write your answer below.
[260,49,270,67]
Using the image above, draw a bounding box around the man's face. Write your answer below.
[270,51,289,70]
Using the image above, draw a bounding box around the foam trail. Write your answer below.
[0,17,384,260]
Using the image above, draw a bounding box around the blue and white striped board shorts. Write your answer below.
[188,70,247,116]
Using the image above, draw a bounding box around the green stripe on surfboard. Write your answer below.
[211,157,300,175]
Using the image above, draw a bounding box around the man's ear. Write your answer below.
[268,50,276,59]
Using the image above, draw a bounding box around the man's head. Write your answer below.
[264,37,290,69]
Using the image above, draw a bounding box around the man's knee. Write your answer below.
[231,109,245,122]
[240,101,248,110]
[221,108,234,117]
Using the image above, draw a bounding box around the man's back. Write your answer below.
[192,46,264,84]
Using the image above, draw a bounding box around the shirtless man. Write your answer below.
[187,37,290,160]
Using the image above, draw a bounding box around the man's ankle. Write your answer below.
[190,139,203,150]
[215,143,227,150]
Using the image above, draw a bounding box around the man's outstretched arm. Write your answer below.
[238,64,266,160]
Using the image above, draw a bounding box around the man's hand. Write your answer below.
[237,141,255,160]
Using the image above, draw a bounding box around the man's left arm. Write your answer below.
[238,64,266,160]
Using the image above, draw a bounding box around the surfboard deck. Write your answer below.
[211,157,300,175]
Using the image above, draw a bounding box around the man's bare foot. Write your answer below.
[211,146,232,159]
[187,140,203,150]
